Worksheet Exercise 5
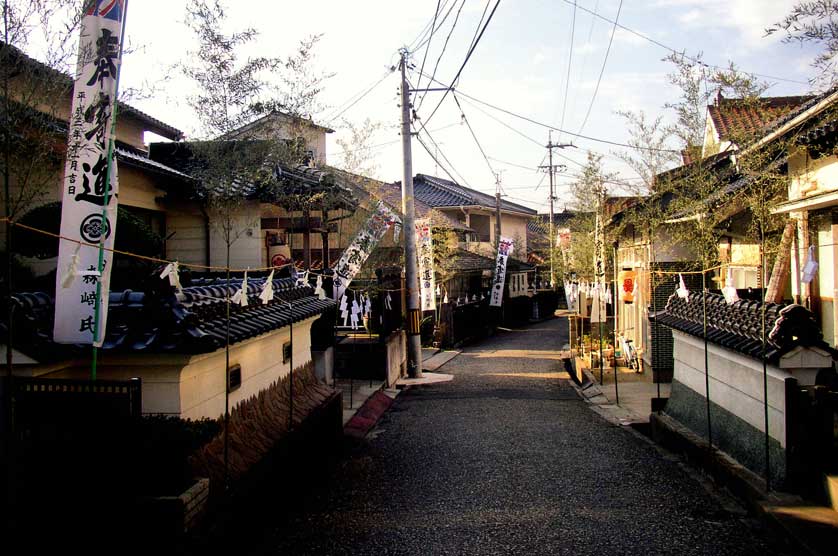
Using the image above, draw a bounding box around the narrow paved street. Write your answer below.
[242,318,790,555]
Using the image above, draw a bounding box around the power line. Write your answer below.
[417,69,681,153]
[418,0,502,130]
[413,0,460,53]
[414,0,443,97]
[329,121,461,158]
[415,124,472,188]
[409,0,452,51]
[559,0,809,86]
[577,0,622,135]
[453,92,496,181]
[558,1,577,141]
[417,0,467,113]
[414,129,469,188]
[325,69,394,124]
[466,0,492,60]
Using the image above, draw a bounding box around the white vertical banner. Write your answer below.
[333,202,399,300]
[54,0,127,345]
[416,220,436,311]
[490,237,514,307]
[592,212,607,324]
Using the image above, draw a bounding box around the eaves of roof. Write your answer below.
[414,174,537,215]
[1,41,184,140]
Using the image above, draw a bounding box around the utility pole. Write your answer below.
[494,170,504,251]
[399,49,422,379]
[539,131,572,288]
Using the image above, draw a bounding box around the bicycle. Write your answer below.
[618,334,641,373]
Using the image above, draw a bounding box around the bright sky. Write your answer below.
[114,0,819,214]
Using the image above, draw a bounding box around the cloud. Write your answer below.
[651,0,792,48]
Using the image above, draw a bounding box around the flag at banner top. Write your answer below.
[53,0,127,345]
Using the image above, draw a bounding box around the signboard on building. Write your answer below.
[416,220,436,311]
[490,237,514,307]
[54,0,127,345]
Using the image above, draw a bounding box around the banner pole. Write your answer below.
[90,0,130,380]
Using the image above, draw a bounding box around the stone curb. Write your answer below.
[343,390,397,439]
[650,412,829,556]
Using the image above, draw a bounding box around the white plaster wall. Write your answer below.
[167,208,208,266]
[789,151,838,199]
[672,331,789,446]
[178,316,316,420]
[208,201,263,269]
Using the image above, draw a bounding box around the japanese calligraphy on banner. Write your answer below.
[54,0,126,345]
[490,237,514,307]
[416,220,435,311]
[592,212,607,323]
[333,202,399,300]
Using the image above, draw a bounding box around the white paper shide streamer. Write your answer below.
[801,245,819,284]
[721,267,739,305]
[676,274,690,301]
[160,261,182,292]
[231,271,249,307]
[259,270,275,305]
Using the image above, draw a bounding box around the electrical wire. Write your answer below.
[414,0,442,97]
[418,0,502,130]
[416,0,467,113]
[412,0,458,53]
[409,0,451,51]
[559,0,809,86]
[417,69,681,153]
[453,92,496,181]
[329,121,461,158]
[558,1,577,141]
[325,69,394,124]
[577,0,622,135]
[414,129,468,187]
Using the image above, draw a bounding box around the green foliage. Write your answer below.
[768,0,838,88]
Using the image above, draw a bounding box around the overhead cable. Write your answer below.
[558,1,578,140]
[414,0,443,96]
[577,0,623,135]
[418,0,502,130]
[559,0,809,85]
[416,0,468,113]
[418,69,681,153]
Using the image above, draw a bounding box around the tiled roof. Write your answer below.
[149,142,357,206]
[115,146,193,181]
[448,248,535,273]
[650,291,832,363]
[413,174,537,215]
[325,168,470,231]
[5,277,334,360]
[708,95,814,142]
[0,41,183,140]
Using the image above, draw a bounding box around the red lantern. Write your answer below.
[618,269,636,304]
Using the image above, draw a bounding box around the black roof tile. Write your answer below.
[650,290,834,364]
[413,174,537,215]
[5,277,334,361]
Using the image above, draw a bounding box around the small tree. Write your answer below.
[768,1,838,89]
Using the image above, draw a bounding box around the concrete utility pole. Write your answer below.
[399,49,422,379]
[539,131,572,288]
[494,170,504,251]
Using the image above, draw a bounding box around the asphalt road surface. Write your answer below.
[232,318,793,555]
